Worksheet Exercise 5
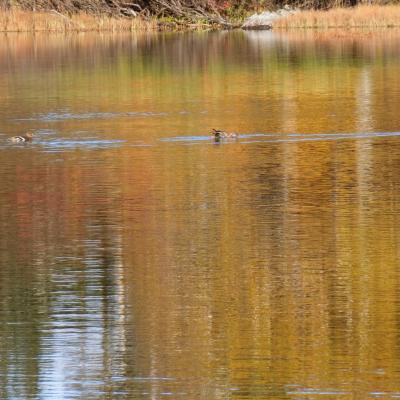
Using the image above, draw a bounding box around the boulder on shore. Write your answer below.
[241,6,298,30]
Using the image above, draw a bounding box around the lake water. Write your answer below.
[1,30,400,400]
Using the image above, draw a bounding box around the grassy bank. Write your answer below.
[274,5,400,29]
[1,5,400,32]
[0,9,157,32]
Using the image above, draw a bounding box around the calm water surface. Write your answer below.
[1,30,400,400]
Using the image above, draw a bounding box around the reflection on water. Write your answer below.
[1,30,400,399]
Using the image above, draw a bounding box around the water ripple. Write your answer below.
[16,111,168,122]
[161,131,400,144]
[41,139,125,152]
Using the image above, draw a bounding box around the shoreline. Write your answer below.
[0,9,158,33]
[274,5,400,29]
[1,5,400,33]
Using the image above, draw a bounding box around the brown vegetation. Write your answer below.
[274,4,400,28]
[0,8,157,32]
[1,0,235,26]
[1,1,400,31]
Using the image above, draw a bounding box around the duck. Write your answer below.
[9,133,34,143]
[211,129,238,140]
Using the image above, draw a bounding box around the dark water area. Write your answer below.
[1,30,400,399]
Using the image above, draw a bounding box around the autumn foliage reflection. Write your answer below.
[1,31,400,399]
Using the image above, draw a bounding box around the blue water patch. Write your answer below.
[40,139,125,152]
[160,135,212,142]
[286,388,350,396]
[242,131,400,144]
[3,131,400,151]
[160,131,400,144]
[16,111,168,122]
[160,133,269,142]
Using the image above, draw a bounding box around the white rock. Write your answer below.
[242,6,299,30]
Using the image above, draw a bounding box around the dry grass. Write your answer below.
[0,8,157,32]
[2,4,400,32]
[274,5,400,29]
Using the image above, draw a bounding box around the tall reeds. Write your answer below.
[2,4,400,31]
[274,5,400,29]
[0,8,157,32]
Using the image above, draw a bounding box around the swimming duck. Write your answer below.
[211,129,238,140]
[9,133,34,143]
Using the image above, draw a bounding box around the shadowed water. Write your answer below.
[1,30,400,400]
